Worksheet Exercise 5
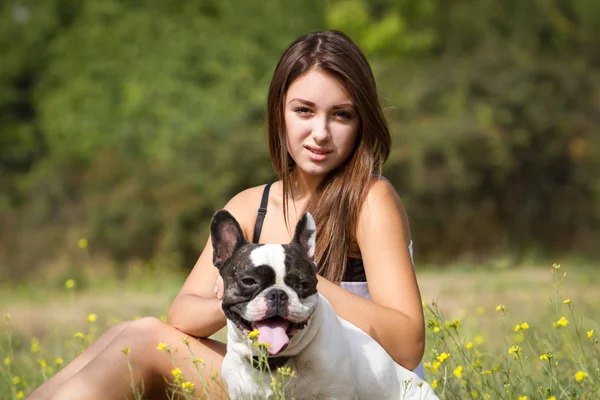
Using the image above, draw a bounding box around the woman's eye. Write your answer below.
[335,110,353,120]
[293,106,311,115]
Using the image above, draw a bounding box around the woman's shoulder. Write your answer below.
[359,175,411,236]
[225,183,275,214]
[364,175,401,203]
[223,182,277,236]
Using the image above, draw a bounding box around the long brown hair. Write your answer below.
[267,30,391,284]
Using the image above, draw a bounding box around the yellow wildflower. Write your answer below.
[472,360,481,368]
[38,359,47,368]
[31,338,40,353]
[552,263,560,269]
[495,304,508,313]
[121,347,131,355]
[431,379,438,389]
[431,361,441,371]
[466,342,474,349]
[78,238,88,249]
[87,313,97,323]
[587,329,594,339]
[472,391,479,398]
[433,326,440,333]
[180,336,190,345]
[547,397,556,400]
[193,358,204,365]
[518,396,528,400]
[553,317,568,328]
[515,322,529,331]
[156,342,167,351]
[64,279,76,289]
[248,329,260,341]
[12,376,20,385]
[437,352,450,363]
[575,371,588,382]
[453,365,463,378]
[539,353,550,361]
[56,357,64,365]
[181,381,195,392]
[17,390,24,399]
[446,320,460,330]
[509,345,521,356]
[563,299,571,305]
[74,332,84,340]
[172,367,183,382]
[3,357,10,366]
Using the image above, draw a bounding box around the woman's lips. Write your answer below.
[305,146,332,161]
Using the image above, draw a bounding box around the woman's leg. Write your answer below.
[29,317,227,400]
[28,321,132,399]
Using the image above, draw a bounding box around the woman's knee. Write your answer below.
[120,317,173,346]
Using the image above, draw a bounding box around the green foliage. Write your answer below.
[0,0,599,279]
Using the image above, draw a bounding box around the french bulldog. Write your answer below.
[210,209,438,400]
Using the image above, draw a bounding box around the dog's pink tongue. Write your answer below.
[255,320,290,355]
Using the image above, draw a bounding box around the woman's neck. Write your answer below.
[289,168,324,201]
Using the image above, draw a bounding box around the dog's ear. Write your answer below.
[292,212,316,262]
[210,210,248,269]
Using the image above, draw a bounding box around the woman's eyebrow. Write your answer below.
[332,103,354,109]
[287,98,354,109]
[287,98,315,106]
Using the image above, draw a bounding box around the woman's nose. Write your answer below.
[311,116,330,143]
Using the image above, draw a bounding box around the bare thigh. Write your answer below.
[29,321,132,399]
[35,317,227,400]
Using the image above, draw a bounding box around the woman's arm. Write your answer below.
[166,239,227,338]
[167,187,264,338]
[316,178,425,369]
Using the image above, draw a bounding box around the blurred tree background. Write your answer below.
[1,0,599,282]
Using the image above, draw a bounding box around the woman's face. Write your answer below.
[284,69,359,177]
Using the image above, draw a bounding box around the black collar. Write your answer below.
[249,355,290,371]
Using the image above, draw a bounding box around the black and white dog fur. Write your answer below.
[211,210,438,399]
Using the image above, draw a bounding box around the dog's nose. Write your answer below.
[267,289,288,308]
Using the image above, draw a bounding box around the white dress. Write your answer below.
[340,241,426,379]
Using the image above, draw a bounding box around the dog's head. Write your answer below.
[210,210,319,355]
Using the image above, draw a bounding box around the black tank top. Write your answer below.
[253,183,366,283]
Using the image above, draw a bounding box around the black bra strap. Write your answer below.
[253,183,272,244]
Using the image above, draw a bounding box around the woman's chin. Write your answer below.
[295,160,340,177]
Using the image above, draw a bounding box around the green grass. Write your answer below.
[1,262,599,399]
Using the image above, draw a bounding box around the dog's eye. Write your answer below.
[241,278,258,287]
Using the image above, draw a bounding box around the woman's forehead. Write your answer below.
[285,69,353,107]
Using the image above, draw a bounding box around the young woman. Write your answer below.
[30,30,426,400]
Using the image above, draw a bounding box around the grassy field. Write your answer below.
[1,262,599,399]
